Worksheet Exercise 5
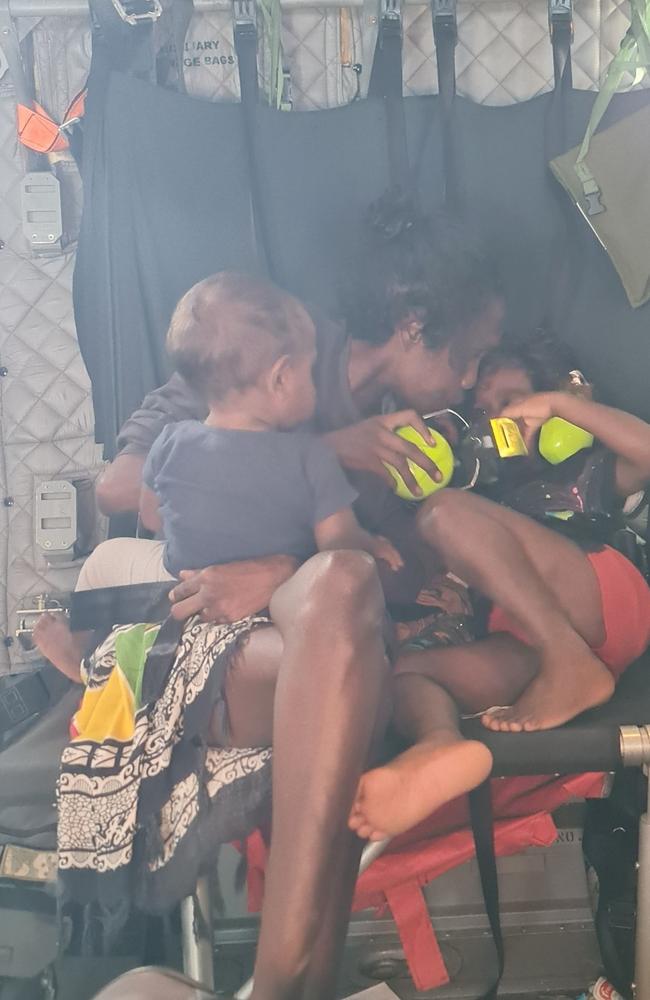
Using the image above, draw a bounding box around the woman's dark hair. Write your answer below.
[477,328,583,393]
[341,188,501,350]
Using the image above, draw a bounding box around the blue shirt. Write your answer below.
[143,421,358,575]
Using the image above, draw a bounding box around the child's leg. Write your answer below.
[417,490,614,731]
[33,538,173,682]
[75,537,173,590]
[395,633,539,716]
[348,673,492,841]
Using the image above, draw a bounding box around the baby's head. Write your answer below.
[472,329,586,418]
[167,272,316,428]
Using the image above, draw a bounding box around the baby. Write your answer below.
[35,272,401,680]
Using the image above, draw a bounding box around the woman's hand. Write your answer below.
[325,410,442,498]
[169,555,298,622]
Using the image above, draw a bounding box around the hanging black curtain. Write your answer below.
[73,67,650,454]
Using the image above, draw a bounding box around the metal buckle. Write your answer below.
[110,0,162,26]
[15,595,69,652]
[432,0,458,42]
[380,0,401,22]
[233,0,256,25]
[548,0,573,41]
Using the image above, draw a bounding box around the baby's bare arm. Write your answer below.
[315,508,403,571]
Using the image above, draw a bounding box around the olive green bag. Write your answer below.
[550,0,650,308]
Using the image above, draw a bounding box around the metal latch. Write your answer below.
[15,594,70,652]
[34,480,77,560]
[20,172,62,254]
[110,0,162,25]
[548,0,573,41]
[233,0,256,27]
[380,0,401,23]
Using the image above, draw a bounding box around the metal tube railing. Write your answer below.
[5,0,428,15]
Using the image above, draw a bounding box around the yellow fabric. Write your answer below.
[73,667,136,743]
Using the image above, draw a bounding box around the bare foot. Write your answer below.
[481,644,614,732]
[348,735,493,841]
[33,613,84,683]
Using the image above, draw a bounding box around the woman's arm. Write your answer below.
[96,454,146,516]
[98,373,208,516]
[502,392,650,497]
[169,555,298,622]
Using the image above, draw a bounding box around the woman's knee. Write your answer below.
[416,488,466,547]
[271,549,384,632]
[272,550,383,613]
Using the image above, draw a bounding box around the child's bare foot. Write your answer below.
[33,612,84,683]
[481,643,614,732]
[348,735,493,842]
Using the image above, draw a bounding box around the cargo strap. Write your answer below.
[469,780,505,1000]
[549,0,573,90]
[88,0,159,82]
[542,0,581,334]
[431,0,459,210]
[0,665,72,751]
[0,2,42,172]
[368,0,410,191]
[233,0,275,277]
[0,2,32,108]
[17,90,86,155]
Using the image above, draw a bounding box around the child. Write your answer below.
[348,332,650,843]
[34,272,402,681]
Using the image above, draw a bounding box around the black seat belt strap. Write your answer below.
[368,0,410,191]
[70,582,175,632]
[542,0,577,332]
[549,0,573,90]
[88,0,161,82]
[469,780,505,999]
[233,0,274,277]
[0,665,72,749]
[431,0,459,211]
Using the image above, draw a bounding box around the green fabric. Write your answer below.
[258,0,289,109]
[114,623,160,707]
[550,102,650,308]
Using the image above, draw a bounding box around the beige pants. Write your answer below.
[76,537,175,592]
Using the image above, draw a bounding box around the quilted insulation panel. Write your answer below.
[1,0,645,670]
[0,69,103,673]
[180,0,649,106]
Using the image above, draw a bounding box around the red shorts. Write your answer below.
[488,545,650,679]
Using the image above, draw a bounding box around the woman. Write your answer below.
[347,329,650,842]
[84,192,503,1000]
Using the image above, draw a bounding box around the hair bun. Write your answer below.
[367,187,421,242]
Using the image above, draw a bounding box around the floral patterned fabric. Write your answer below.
[57,614,272,913]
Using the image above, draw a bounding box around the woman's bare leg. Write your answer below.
[220,551,389,1000]
[32,613,88,683]
[349,674,492,841]
[417,490,613,731]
